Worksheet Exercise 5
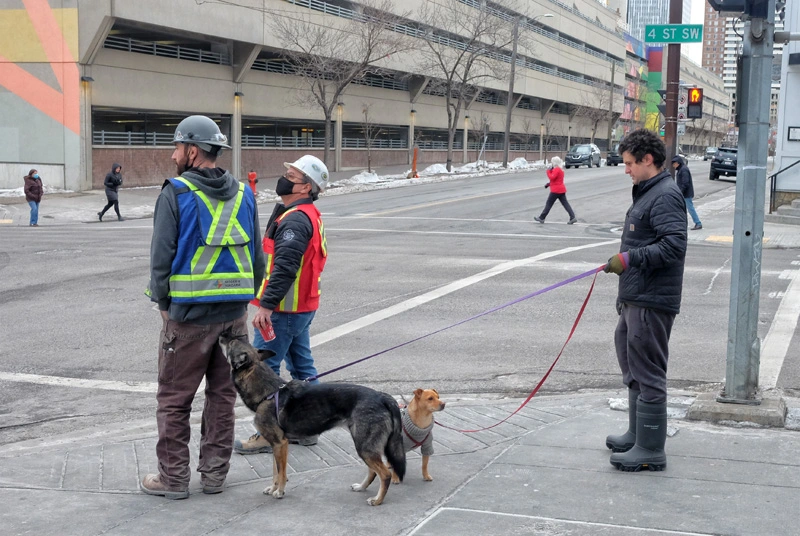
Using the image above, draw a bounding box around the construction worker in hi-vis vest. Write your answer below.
[143,115,265,499]
[235,154,329,455]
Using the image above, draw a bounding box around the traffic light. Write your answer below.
[687,88,703,119]
[657,89,667,118]
[707,0,746,13]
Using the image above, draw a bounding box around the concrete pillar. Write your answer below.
[335,104,343,172]
[79,73,94,191]
[409,110,416,165]
[463,116,469,163]
[232,86,243,179]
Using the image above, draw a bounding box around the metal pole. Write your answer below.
[719,1,775,404]
[606,61,615,152]
[503,16,520,168]
[709,99,716,147]
[664,0,682,174]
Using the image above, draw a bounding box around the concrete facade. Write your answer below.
[0,0,724,191]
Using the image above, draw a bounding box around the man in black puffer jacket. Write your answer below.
[602,129,687,473]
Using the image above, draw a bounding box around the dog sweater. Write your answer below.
[401,408,434,456]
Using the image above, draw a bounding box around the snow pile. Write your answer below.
[419,163,450,176]
[333,171,384,185]
[0,185,73,197]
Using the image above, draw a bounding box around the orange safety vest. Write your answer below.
[252,203,327,312]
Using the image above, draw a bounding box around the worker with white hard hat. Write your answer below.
[235,155,329,454]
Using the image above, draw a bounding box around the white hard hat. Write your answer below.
[284,155,329,193]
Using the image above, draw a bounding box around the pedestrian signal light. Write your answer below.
[687,88,703,119]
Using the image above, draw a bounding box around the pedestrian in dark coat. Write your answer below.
[534,156,578,224]
[672,155,702,230]
[98,163,124,221]
[23,169,43,226]
[602,129,687,473]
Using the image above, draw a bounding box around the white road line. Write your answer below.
[410,507,717,536]
[329,228,611,240]
[759,268,800,389]
[310,240,618,347]
[0,371,205,394]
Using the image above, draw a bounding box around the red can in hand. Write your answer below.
[259,324,276,342]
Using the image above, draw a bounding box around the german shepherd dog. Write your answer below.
[220,335,406,506]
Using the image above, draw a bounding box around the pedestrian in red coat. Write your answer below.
[534,156,577,224]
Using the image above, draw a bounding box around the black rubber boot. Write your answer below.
[606,388,640,452]
[609,399,667,472]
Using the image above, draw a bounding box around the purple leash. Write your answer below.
[307,265,606,382]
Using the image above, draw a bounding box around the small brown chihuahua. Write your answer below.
[393,388,446,483]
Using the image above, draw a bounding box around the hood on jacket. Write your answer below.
[181,167,239,201]
[111,163,122,174]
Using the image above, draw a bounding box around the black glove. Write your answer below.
[544,183,550,189]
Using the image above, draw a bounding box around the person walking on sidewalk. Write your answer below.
[534,156,577,225]
[235,155,329,455]
[672,155,702,230]
[602,129,687,472]
[98,163,125,221]
[23,169,43,227]
[142,115,265,499]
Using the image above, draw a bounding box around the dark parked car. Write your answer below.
[565,144,601,168]
[710,147,737,180]
[606,144,622,166]
[704,146,717,161]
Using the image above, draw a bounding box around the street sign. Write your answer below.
[678,124,686,135]
[678,93,687,105]
[644,24,704,43]
[678,111,687,121]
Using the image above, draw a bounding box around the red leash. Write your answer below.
[435,268,602,433]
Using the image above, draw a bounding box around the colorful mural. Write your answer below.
[0,0,79,134]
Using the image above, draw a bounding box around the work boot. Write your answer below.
[610,399,667,472]
[290,435,319,446]
[201,477,226,495]
[234,432,273,454]
[534,216,545,224]
[606,388,640,453]
[140,473,189,500]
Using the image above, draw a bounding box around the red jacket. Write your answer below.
[546,166,566,194]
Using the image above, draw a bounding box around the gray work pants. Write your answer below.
[614,303,675,404]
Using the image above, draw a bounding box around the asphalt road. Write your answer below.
[2,160,799,445]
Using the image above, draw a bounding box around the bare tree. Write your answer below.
[574,82,613,144]
[516,117,537,159]
[360,103,383,173]
[415,0,520,171]
[468,112,491,163]
[543,116,562,153]
[270,0,412,167]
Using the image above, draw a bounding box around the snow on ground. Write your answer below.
[254,158,548,204]
[0,185,74,198]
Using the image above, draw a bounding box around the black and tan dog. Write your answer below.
[220,335,406,506]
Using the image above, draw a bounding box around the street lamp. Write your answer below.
[503,13,554,167]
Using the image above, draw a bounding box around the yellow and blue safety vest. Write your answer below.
[167,177,256,303]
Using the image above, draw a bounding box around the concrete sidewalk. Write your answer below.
[1,390,798,536]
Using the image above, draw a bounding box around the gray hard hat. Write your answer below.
[172,115,231,152]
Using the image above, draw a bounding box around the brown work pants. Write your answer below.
[155,314,247,490]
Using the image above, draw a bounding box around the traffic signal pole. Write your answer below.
[663,0,682,174]
[719,0,776,404]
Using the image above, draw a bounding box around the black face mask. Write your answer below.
[275,176,297,196]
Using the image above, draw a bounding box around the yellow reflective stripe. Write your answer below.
[171,289,253,297]
[205,198,225,244]
[221,185,248,245]
[171,272,253,281]
[318,217,327,257]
